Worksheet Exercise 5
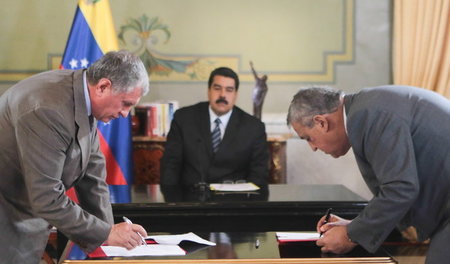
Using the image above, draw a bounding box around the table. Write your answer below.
[56,184,367,259]
[58,184,426,263]
[60,231,396,263]
[113,184,369,232]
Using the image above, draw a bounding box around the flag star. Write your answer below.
[80,58,89,68]
[69,58,78,69]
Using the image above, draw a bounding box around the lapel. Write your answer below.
[217,106,240,154]
[73,69,91,171]
[198,102,214,157]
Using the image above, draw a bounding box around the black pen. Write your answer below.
[319,208,332,237]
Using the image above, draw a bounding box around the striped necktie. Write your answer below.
[211,118,221,153]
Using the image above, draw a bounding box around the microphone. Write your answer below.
[194,138,209,200]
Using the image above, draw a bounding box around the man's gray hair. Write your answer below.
[86,50,149,96]
[287,86,343,127]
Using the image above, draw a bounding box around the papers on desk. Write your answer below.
[101,244,185,256]
[276,232,321,242]
[97,232,215,257]
[209,182,260,192]
[146,232,216,246]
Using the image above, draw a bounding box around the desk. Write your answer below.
[113,184,368,232]
[132,134,291,184]
[59,184,425,263]
[56,184,367,258]
[60,231,396,263]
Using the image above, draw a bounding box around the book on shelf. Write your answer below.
[134,100,179,137]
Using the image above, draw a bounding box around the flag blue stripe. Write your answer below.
[61,7,103,69]
[62,3,133,203]
[108,185,132,203]
[66,244,87,260]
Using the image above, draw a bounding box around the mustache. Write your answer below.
[215,98,228,104]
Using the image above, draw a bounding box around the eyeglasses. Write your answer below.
[222,180,247,184]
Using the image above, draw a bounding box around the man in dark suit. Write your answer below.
[161,67,269,190]
[287,85,450,264]
[0,50,149,263]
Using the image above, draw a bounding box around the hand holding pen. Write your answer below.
[123,216,148,246]
[319,208,332,237]
[315,209,357,254]
[105,218,148,250]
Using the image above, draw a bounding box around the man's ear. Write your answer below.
[94,78,112,96]
[313,115,329,132]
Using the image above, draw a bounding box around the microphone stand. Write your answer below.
[194,138,210,202]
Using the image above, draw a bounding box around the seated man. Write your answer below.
[161,67,269,190]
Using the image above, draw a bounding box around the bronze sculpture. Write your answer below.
[250,61,268,120]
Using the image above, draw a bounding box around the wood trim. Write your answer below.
[62,257,395,263]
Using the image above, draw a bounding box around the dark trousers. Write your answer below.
[426,209,450,264]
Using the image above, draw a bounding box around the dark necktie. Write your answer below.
[211,118,221,152]
[89,115,94,132]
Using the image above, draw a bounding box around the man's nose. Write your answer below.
[219,88,227,97]
[308,142,318,152]
[120,108,131,118]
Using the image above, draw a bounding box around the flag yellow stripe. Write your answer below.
[78,0,119,53]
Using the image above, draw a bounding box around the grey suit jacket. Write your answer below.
[0,70,113,263]
[344,85,450,253]
[161,102,269,187]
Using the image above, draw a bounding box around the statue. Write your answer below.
[250,61,268,120]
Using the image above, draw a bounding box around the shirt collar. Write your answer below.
[342,95,348,135]
[83,70,92,116]
[209,106,232,128]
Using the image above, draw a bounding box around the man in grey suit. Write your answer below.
[161,67,269,193]
[287,85,450,264]
[0,50,149,263]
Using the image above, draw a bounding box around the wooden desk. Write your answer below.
[59,184,425,263]
[132,134,291,185]
[55,184,367,259]
[60,231,396,263]
[112,184,368,233]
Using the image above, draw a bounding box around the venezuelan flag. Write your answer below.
[61,0,133,203]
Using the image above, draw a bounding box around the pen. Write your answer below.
[123,216,147,246]
[319,208,332,237]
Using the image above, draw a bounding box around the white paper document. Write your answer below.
[146,232,216,246]
[209,182,260,192]
[101,244,185,257]
[276,232,321,242]
[99,232,215,257]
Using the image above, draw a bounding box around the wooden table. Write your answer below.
[60,231,396,263]
[112,184,368,232]
[58,184,427,263]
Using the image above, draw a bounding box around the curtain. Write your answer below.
[393,0,450,98]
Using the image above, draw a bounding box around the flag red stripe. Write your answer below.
[97,129,128,185]
[66,187,79,203]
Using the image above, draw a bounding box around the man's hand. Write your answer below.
[316,213,352,234]
[106,222,148,250]
[316,225,357,254]
[316,214,357,254]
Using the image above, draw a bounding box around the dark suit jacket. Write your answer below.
[0,70,113,263]
[344,85,450,253]
[161,102,269,187]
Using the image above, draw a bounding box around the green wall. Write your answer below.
[0,0,391,114]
